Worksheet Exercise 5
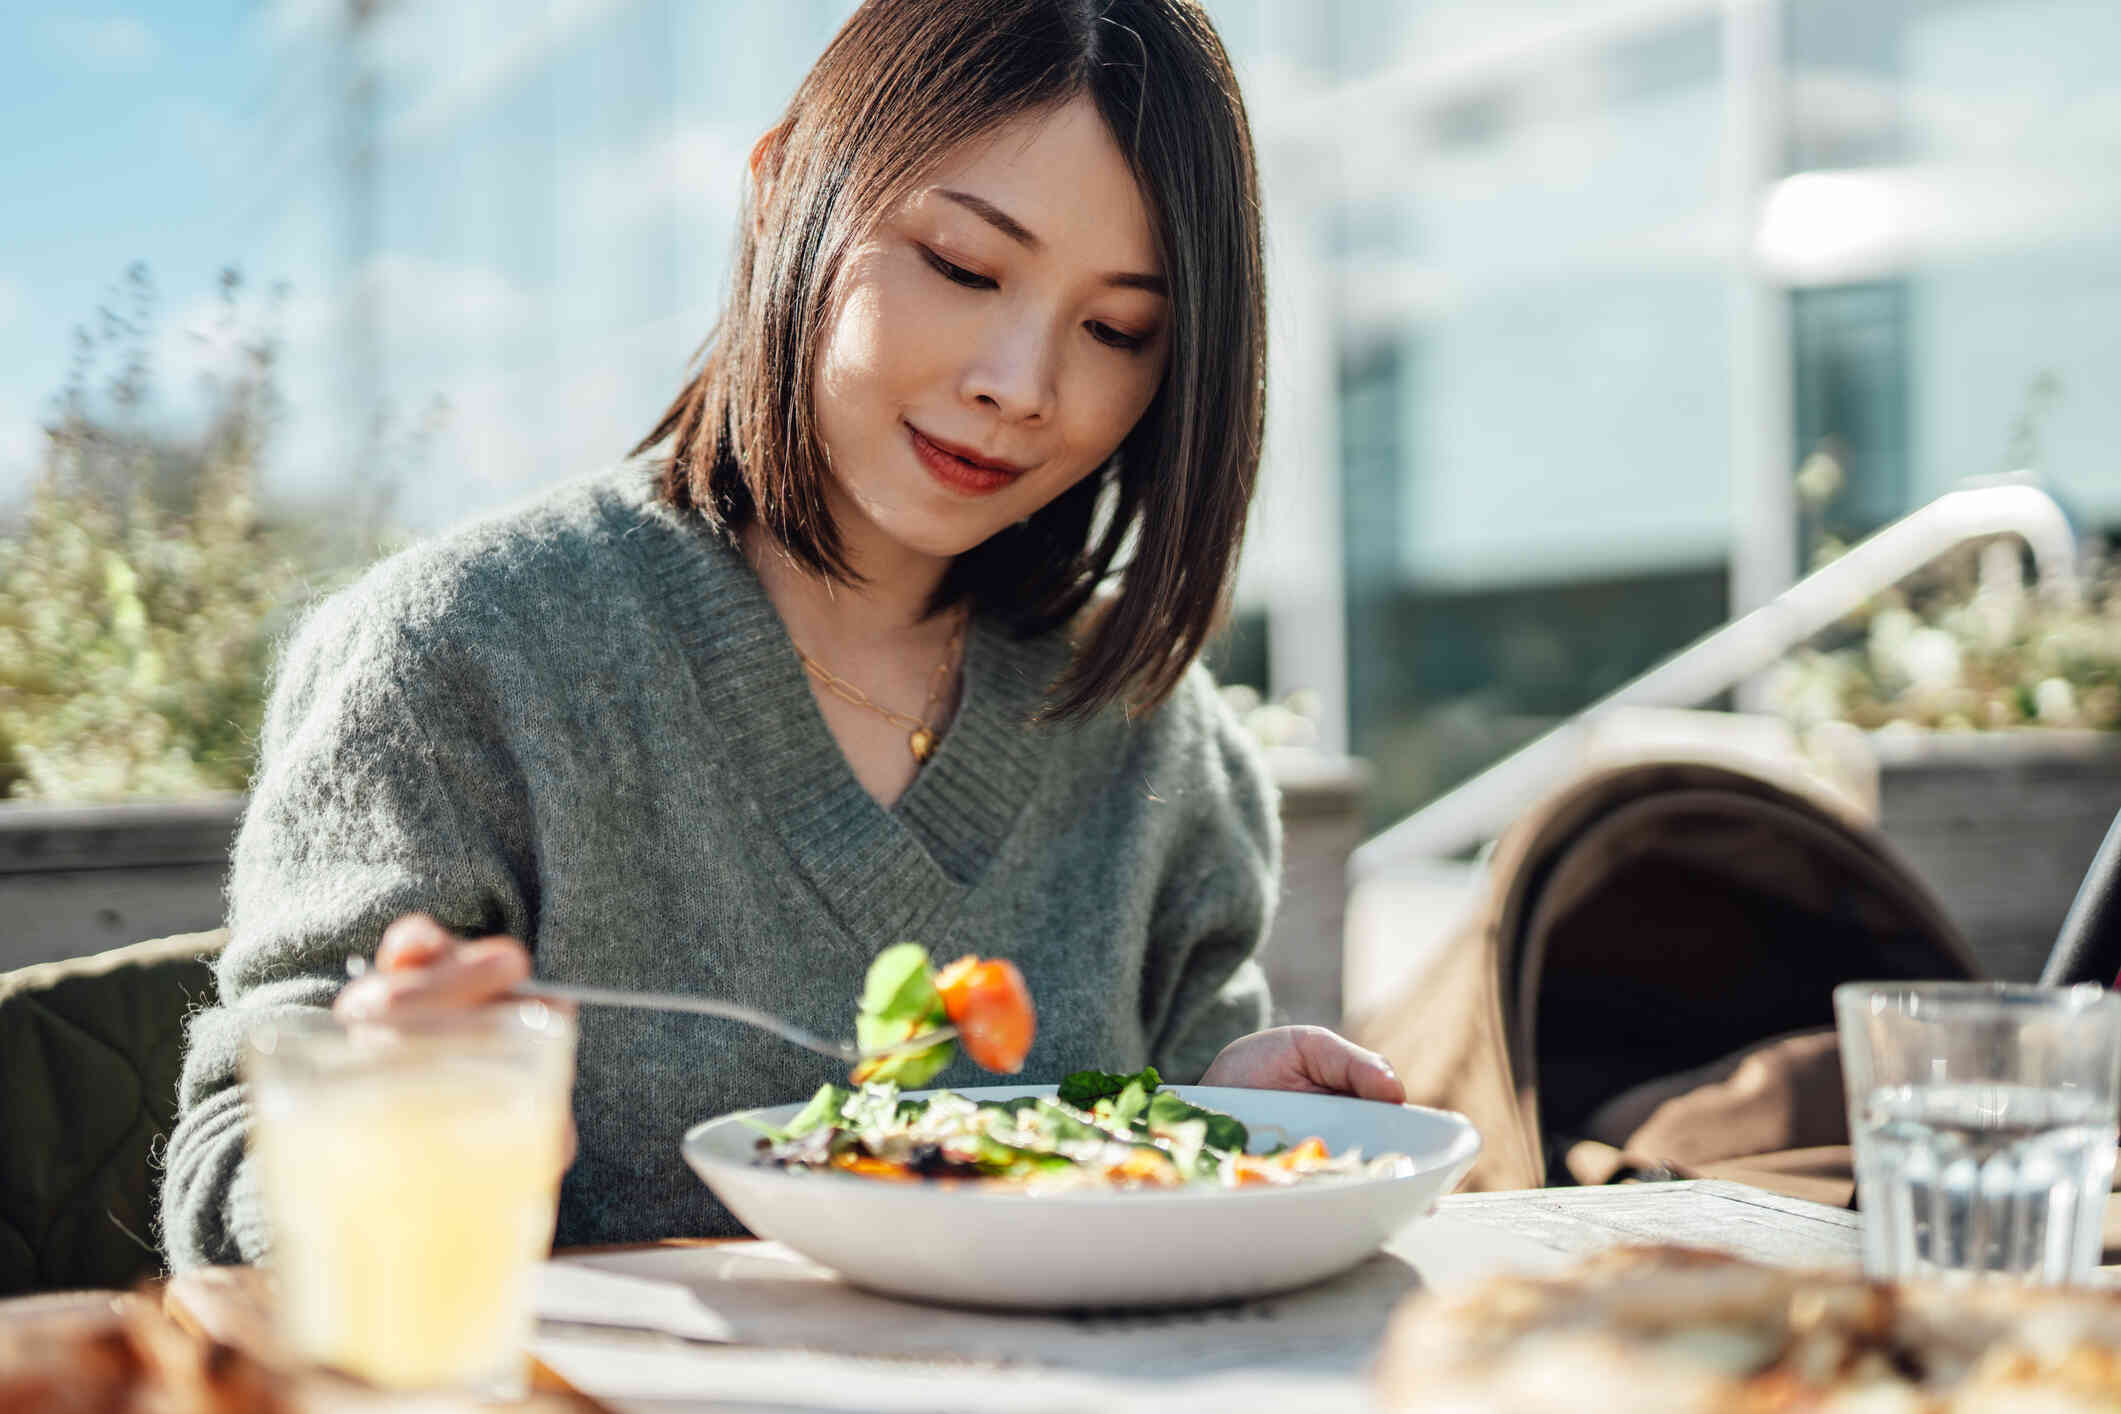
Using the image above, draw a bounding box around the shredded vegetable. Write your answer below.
[752,1066,1413,1191]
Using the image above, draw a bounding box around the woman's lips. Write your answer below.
[908,423,1024,496]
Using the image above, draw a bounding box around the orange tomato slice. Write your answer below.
[1104,1147,1183,1186]
[831,1152,919,1182]
[1279,1137,1331,1167]
[935,955,1036,1074]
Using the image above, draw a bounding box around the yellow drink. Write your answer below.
[245,1006,575,1395]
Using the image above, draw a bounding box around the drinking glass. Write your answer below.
[243,1002,577,1395]
[1835,981,2121,1284]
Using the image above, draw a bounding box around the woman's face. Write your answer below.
[810,93,1171,565]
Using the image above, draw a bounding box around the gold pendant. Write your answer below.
[909,728,936,763]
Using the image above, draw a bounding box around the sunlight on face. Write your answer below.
[811,93,1170,566]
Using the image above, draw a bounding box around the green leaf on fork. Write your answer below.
[851,942,956,1087]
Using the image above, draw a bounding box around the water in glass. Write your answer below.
[1853,1082,2117,1283]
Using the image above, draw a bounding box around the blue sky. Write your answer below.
[0,0,805,530]
[8,0,2115,564]
[0,4,272,489]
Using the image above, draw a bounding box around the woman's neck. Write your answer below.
[740,516,954,660]
[741,510,968,811]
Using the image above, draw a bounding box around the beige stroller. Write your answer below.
[1351,750,1981,1204]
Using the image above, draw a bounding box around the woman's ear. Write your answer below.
[748,123,788,232]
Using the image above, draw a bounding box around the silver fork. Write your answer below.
[343,958,957,1065]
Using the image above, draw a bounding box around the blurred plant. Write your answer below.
[1219,683,1324,750]
[1769,538,2121,734]
[0,265,423,802]
[1769,373,2121,735]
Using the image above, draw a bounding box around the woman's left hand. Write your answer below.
[1198,1025,1406,1103]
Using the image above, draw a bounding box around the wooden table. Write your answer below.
[77,1179,2114,1413]
[1405,1178,1862,1275]
[524,1181,1863,1413]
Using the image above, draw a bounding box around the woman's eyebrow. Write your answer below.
[938,189,1039,247]
[936,188,1168,296]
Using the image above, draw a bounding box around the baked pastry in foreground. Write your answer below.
[0,1291,591,1413]
[0,1293,288,1414]
[1374,1244,2121,1413]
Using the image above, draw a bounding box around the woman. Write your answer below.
[161,0,1401,1266]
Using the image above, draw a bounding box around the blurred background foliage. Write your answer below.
[1771,533,2121,737]
[11,1,2121,829]
[1768,374,2121,738]
[9,267,2120,808]
[0,265,421,802]
[12,277,2121,811]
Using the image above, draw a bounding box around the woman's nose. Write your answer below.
[961,318,1057,423]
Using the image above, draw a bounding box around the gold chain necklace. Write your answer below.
[793,614,967,763]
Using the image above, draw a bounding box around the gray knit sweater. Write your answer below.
[160,460,1278,1267]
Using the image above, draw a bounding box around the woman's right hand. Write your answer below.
[333,913,577,1172]
[333,913,532,1021]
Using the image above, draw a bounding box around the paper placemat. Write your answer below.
[537,1240,1417,1376]
[530,1333,1370,1414]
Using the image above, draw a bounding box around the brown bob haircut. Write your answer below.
[632,0,1265,720]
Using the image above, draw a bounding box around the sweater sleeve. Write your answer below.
[1141,671,1280,1083]
[158,572,536,1270]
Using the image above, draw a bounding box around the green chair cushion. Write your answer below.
[0,930,225,1294]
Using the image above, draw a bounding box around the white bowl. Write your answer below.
[681,1084,1481,1309]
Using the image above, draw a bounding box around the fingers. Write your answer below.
[1197,1026,1406,1102]
[1349,1051,1407,1104]
[335,914,532,1021]
[335,938,528,1019]
[375,913,458,972]
[1289,1026,1407,1104]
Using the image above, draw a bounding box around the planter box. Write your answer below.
[0,796,243,974]
[1872,729,2121,982]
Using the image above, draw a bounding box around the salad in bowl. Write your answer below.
[680,945,1480,1307]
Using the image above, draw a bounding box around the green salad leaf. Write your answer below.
[740,1081,850,1142]
[1057,1065,1160,1107]
[785,1082,853,1138]
[1109,1077,1152,1128]
[852,942,956,1087]
[969,1132,1080,1179]
[1030,1098,1105,1144]
[1144,1089,1248,1154]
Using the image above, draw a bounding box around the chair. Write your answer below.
[0,930,227,1295]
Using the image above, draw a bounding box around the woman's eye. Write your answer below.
[920,246,995,290]
[1087,321,1148,353]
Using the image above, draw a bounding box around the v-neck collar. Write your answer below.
[618,467,1068,943]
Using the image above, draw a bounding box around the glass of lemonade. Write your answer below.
[1835,981,2121,1284]
[243,1002,577,1396]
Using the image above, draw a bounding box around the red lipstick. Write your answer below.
[907,423,1026,496]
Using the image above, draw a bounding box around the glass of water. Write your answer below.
[1835,981,2121,1284]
